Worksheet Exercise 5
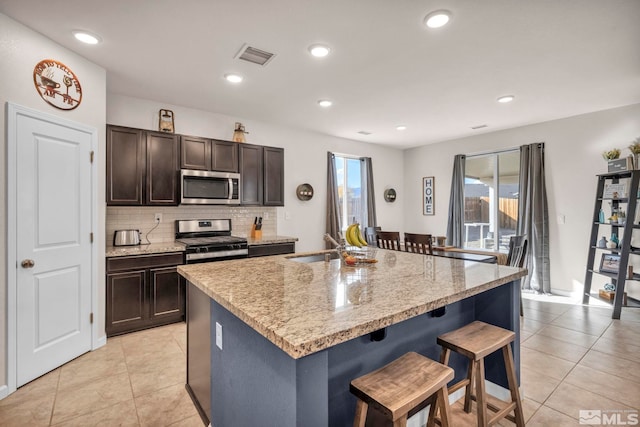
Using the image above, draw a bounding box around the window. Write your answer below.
[463,150,520,252]
[334,155,368,230]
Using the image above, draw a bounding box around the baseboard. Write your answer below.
[94,335,107,350]
[549,288,576,298]
[485,379,511,401]
[0,384,9,400]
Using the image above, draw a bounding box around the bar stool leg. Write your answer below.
[503,345,525,427]
[436,386,451,427]
[353,400,367,427]
[475,358,488,427]
[463,358,475,413]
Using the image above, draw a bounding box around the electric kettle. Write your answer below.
[113,229,141,246]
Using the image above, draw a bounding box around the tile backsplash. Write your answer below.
[106,206,277,245]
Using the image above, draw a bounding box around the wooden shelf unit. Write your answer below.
[583,170,640,319]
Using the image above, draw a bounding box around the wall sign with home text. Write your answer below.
[423,176,434,215]
[33,59,83,110]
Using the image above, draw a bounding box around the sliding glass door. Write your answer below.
[463,150,520,252]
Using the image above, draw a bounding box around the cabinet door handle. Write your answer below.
[21,259,35,268]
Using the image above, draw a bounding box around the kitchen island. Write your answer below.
[178,249,526,427]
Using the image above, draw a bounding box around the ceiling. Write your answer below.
[2,0,639,149]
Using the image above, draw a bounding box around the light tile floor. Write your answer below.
[1,295,639,426]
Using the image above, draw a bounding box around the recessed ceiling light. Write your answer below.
[308,44,331,58]
[424,10,452,28]
[497,95,515,103]
[224,74,244,83]
[72,30,101,44]
[396,125,407,131]
[317,99,332,108]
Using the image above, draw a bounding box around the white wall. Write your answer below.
[107,94,405,252]
[403,103,640,297]
[0,13,107,390]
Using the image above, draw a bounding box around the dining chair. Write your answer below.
[365,226,381,247]
[404,233,433,255]
[376,231,401,251]
[506,235,528,317]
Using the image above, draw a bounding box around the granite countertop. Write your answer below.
[178,249,527,359]
[106,242,186,257]
[246,235,298,246]
[106,235,297,257]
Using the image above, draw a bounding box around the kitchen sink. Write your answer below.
[286,252,340,263]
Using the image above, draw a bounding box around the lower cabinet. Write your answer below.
[106,252,184,337]
[248,242,295,257]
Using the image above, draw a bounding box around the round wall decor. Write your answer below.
[384,188,397,203]
[296,183,314,201]
[33,59,83,110]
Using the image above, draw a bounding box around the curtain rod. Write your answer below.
[464,147,520,158]
[464,142,544,159]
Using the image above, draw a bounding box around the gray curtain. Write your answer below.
[518,143,550,293]
[446,155,466,247]
[363,157,377,228]
[326,152,342,249]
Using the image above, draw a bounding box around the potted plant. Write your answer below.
[602,148,621,161]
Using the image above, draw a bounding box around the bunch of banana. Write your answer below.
[345,223,368,247]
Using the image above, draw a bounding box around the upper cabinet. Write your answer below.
[107,125,179,206]
[180,135,210,170]
[263,146,285,206]
[108,124,283,207]
[180,136,238,172]
[212,140,239,172]
[239,144,263,205]
[107,126,144,205]
[146,131,179,205]
[239,144,285,206]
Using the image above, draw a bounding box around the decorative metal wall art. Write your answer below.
[33,59,83,110]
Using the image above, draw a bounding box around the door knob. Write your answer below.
[21,259,35,268]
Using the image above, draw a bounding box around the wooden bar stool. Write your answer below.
[350,352,454,427]
[432,321,525,427]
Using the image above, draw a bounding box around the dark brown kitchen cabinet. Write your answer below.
[106,270,147,335]
[180,135,211,170]
[263,146,285,206]
[248,242,295,257]
[180,137,238,172]
[106,125,179,206]
[239,144,285,206]
[149,266,184,322]
[146,131,179,205]
[239,143,264,205]
[106,252,184,337]
[106,126,144,205]
[212,139,238,172]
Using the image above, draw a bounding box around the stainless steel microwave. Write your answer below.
[180,169,241,205]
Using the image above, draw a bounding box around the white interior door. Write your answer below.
[14,107,94,387]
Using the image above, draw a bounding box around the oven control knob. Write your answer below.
[202,247,209,253]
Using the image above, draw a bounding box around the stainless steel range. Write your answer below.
[176,219,248,263]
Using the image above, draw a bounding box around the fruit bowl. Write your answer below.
[339,246,378,266]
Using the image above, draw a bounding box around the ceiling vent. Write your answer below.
[357,131,372,135]
[235,44,276,66]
